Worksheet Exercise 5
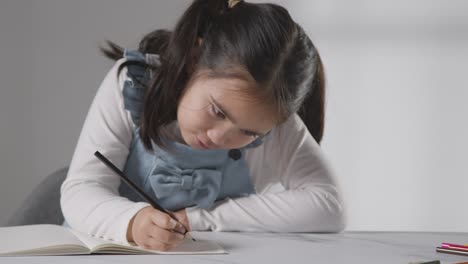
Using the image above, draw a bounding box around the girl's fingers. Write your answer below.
[149,225,185,245]
[150,210,186,233]
[173,209,192,232]
[142,237,175,251]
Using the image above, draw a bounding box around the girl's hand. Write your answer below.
[172,208,192,232]
[126,206,186,251]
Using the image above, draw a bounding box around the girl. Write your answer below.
[60,0,345,251]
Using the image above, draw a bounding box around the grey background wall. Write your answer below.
[0,0,467,231]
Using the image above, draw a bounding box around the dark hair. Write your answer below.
[100,0,326,152]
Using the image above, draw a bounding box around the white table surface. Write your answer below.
[1,231,467,263]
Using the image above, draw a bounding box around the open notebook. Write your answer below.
[0,224,226,256]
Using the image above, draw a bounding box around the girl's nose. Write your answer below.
[207,125,234,147]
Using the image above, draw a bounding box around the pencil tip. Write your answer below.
[186,232,196,241]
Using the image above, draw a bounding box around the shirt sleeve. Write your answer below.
[60,59,151,244]
[185,114,346,233]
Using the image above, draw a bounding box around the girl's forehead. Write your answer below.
[195,76,266,107]
[201,77,252,95]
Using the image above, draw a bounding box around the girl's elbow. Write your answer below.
[307,190,347,233]
[327,208,347,233]
[323,194,347,233]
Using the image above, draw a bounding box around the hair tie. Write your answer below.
[227,0,241,8]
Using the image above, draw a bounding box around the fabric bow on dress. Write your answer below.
[148,158,222,209]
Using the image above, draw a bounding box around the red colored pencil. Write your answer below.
[441,243,468,250]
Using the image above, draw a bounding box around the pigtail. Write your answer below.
[99,29,171,79]
[138,29,171,55]
[297,54,326,145]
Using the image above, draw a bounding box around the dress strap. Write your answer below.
[122,49,160,126]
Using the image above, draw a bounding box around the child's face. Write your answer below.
[177,75,277,150]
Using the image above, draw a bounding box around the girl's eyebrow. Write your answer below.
[209,95,266,136]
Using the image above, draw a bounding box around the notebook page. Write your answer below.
[68,228,123,250]
[0,224,89,256]
[69,229,227,255]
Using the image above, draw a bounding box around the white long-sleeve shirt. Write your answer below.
[60,58,346,244]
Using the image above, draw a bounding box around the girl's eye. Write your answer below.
[210,104,258,138]
[211,104,225,119]
[243,131,259,138]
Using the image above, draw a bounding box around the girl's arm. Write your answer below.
[60,59,150,244]
[185,114,346,232]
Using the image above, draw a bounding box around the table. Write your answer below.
[1,231,467,263]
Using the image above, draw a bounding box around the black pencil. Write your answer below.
[94,150,195,241]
